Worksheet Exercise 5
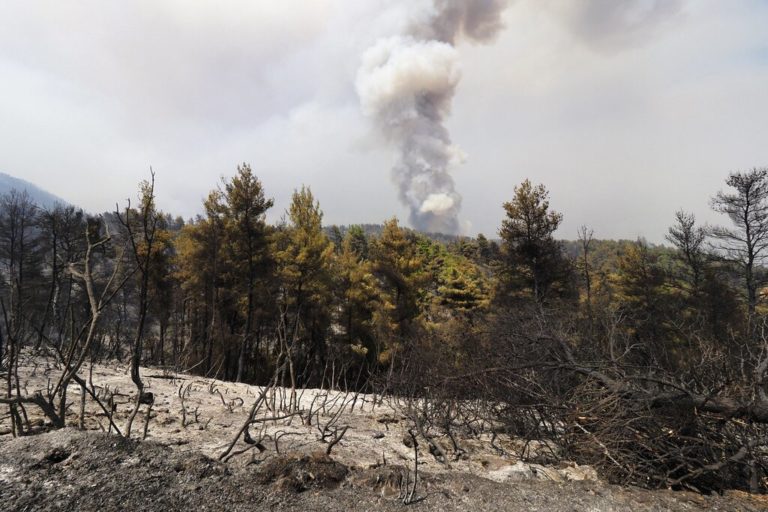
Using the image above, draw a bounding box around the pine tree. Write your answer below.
[370,218,425,362]
[612,240,676,366]
[499,180,572,303]
[332,232,381,371]
[274,187,334,385]
[174,190,228,373]
[221,164,274,382]
[346,225,369,260]
[437,266,489,313]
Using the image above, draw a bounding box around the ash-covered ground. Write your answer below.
[1,358,766,511]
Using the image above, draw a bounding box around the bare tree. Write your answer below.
[0,190,39,434]
[711,168,768,329]
[116,171,161,437]
[577,225,594,325]
[0,215,129,434]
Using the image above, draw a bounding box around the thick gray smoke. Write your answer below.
[356,0,509,234]
[560,0,684,52]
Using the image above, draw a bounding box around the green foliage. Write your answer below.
[25,166,760,409]
[369,218,426,362]
[272,187,335,379]
[499,179,573,303]
[416,236,490,315]
[436,266,489,312]
[332,232,380,360]
[274,186,334,301]
[346,225,369,260]
[612,240,674,343]
[174,166,275,380]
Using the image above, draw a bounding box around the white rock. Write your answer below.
[559,463,599,482]
[487,461,599,483]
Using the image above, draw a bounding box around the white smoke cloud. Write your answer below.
[420,192,456,214]
[356,0,510,234]
[357,37,461,119]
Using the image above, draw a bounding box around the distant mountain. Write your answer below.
[0,172,70,209]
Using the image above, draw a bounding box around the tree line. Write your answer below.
[3,164,768,492]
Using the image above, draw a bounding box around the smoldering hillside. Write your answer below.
[2,355,765,512]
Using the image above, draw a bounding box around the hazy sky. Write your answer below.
[1,0,767,241]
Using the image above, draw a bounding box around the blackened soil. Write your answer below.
[0,429,765,512]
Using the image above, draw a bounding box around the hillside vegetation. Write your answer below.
[2,165,768,502]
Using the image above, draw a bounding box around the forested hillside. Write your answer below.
[3,164,768,494]
[0,173,70,210]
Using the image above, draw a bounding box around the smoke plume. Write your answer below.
[560,0,683,52]
[356,0,509,234]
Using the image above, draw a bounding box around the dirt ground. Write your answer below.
[1,357,767,511]
[2,429,766,512]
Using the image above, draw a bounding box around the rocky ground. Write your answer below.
[1,357,767,511]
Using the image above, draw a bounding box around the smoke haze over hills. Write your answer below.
[0,172,70,209]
